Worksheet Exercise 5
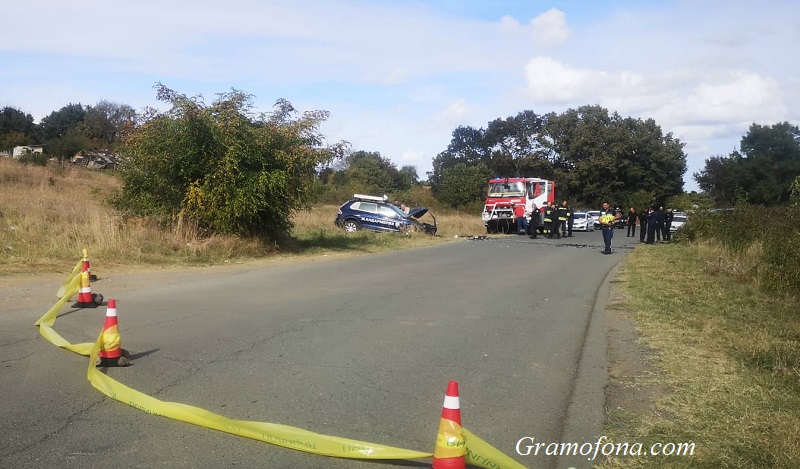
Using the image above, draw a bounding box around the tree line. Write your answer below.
[2,85,798,239]
[0,101,136,160]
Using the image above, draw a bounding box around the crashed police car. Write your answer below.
[334,194,437,235]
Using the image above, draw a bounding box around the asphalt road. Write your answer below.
[0,228,635,469]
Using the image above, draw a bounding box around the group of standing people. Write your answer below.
[514,200,574,239]
[626,207,674,244]
[511,200,675,254]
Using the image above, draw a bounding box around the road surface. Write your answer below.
[1,229,635,469]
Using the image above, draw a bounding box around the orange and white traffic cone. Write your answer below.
[96,299,131,367]
[432,381,466,469]
[72,260,101,308]
[82,248,98,282]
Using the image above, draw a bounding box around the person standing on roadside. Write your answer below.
[626,207,637,237]
[646,207,658,244]
[528,203,540,239]
[545,202,560,239]
[663,207,674,241]
[558,201,569,237]
[654,207,665,242]
[513,202,527,235]
[599,202,620,254]
[638,207,648,243]
[565,201,575,237]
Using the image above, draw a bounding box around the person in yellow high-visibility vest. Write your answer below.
[599,201,621,254]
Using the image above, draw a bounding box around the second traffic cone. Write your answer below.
[72,261,98,308]
[96,299,130,367]
[432,381,466,469]
[82,248,98,282]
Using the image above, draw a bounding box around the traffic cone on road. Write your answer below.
[82,248,98,282]
[96,299,130,367]
[432,381,466,469]
[72,260,102,308]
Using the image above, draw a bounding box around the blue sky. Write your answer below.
[2,0,799,191]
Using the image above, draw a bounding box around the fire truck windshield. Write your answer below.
[488,181,525,197]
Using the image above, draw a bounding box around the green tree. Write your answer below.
[0,107,38,150]
[429,125,490,194]
[543,106,686,206]
[399,165,419,186]
[45,128,89,161]
[694,154,743,206]
[694,122,800,206]
[438,162,491,208]
[118,84,345,239]
[483,110,551,176]
[324,150,413,194]
[82,100,137,146]
[39,103,86,140]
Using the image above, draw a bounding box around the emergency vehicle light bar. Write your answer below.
[353,194,388,203]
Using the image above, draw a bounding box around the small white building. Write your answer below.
[12,145,45,158]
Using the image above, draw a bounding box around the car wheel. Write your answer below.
[343,219,361,233]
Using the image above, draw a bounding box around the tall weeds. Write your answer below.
[0,159,486,275]
[680,204,800,296]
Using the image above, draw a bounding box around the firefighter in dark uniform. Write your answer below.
[663,208,674,241]
[565,201,574,237]
[528,203,540,239]
[556,201,568,238]
[638,207,648,242]
[544,203,559,238]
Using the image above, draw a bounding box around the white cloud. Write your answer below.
[432,99,473,129]
[680,73,784,124]
[531,8,571,47]
[523,57,645,104]
[2,0,800,191]
[497,8,571,47]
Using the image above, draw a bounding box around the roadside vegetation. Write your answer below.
[601,209,800,468]
[0,158,484,276]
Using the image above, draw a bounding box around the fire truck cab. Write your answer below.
[481,177,555,234]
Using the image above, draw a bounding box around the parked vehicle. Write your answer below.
[481,177,556,234]
[571,211,595,231]
[670,212,688,233]
[334,194,437,235]
[587,210,601,229]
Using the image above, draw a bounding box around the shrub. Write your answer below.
[117,85,346,240]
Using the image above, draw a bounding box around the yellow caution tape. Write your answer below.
[36,264,528,468]
[57,256,83,299]
[464,429,528,469]
[435,419,467,458]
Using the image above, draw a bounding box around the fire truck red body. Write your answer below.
[481,177,556,233]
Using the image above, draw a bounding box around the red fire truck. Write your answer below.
[481,177,556,234]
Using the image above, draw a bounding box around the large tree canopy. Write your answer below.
[545,106,686,206]
[328,150,415,193]
[695,122,800,206]
[0,107,38,150]
[82,100,137,145]
[430,106,686,208]
[429,110,553,199]
[39,103,86,141]
[118,84,345,239]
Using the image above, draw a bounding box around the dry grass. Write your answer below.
[0,158,488,276]
[600,242,800,468]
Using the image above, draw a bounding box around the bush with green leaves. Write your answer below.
[117,84,345,239]
[18,151,48,166]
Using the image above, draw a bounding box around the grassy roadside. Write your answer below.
[0,159,485,276]
[600,242,800,468]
